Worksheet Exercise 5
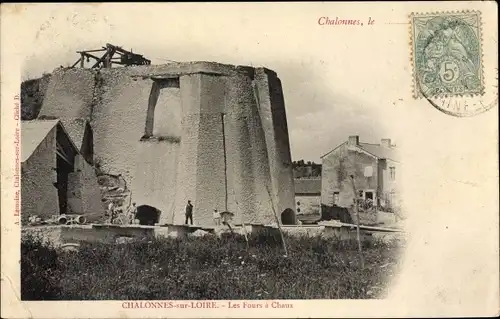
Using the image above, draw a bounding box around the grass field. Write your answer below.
[21,230,404,300]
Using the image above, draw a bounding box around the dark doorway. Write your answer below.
[333,192,340,206]
[281,208,295,225]
[81,122,94,164]
[136,205,162,225]
[56,155,73,215]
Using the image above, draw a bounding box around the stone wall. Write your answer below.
[39,68,96,119]
[21,74,52,120]
[22,224,399,247]
[21,127,59,224]
[68,155,104,221]
[295,195,321,215]
[171,74,226,225]
[254,69,296,223]
[222,72,275,225]
[131,140,180,221]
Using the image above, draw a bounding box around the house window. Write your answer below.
[390,167,396,181]
[388,191,396,207]
[364,166,373,177]
[365,191,374,201]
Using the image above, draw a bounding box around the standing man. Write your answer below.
[213,209,221,226]
[108,201,116,224]
[127,202,138,224]
[185,200,194,225]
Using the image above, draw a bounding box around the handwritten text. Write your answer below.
[318,16,375,26]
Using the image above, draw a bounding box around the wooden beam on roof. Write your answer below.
[74,43,151,69]
[71,58,82,68]
[56,141,71,158]
[56,149,73,166]
[77,48,106,53]
[81,52,104,61]
[91,49,112,68]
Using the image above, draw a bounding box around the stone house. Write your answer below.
[21,119,102,224]
[320,135,401,210]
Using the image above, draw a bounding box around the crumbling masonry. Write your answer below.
[38,62,297,225]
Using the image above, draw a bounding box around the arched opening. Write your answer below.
[281,208,296,225]
[136,205,162,226]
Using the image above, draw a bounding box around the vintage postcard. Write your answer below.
[1,2,498,318]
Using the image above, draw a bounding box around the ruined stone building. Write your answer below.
[321,135,401,209]
[35,62,297,225]
[21,119,102,224]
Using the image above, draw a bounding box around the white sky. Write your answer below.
[17,3,407,163]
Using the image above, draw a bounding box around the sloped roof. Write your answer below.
[21,120,59,162]
[320,141,347,159]
[21,119,80,163]
[358,143,401,163]
[60,118,87,151]
[294,178,322,195]
[321,140,401,163]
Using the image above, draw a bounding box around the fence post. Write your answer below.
[266,186,289,257]
[350,175,365,269]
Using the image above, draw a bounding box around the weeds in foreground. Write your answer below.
[21,232,404,300]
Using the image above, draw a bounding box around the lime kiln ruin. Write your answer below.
[38,62,297,225]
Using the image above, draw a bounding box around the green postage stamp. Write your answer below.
[411,11,484,99]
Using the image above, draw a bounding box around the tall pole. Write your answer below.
[350,175,365,269]
[221,112,228,211]
[266,186,289,257]
[232,190,249,249]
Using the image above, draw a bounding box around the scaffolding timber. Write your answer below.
[71,43,151,69]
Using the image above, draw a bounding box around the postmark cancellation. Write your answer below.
[410,11,484,100]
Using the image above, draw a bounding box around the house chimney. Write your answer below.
[348,135,359,146]
[381,138,391,148]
